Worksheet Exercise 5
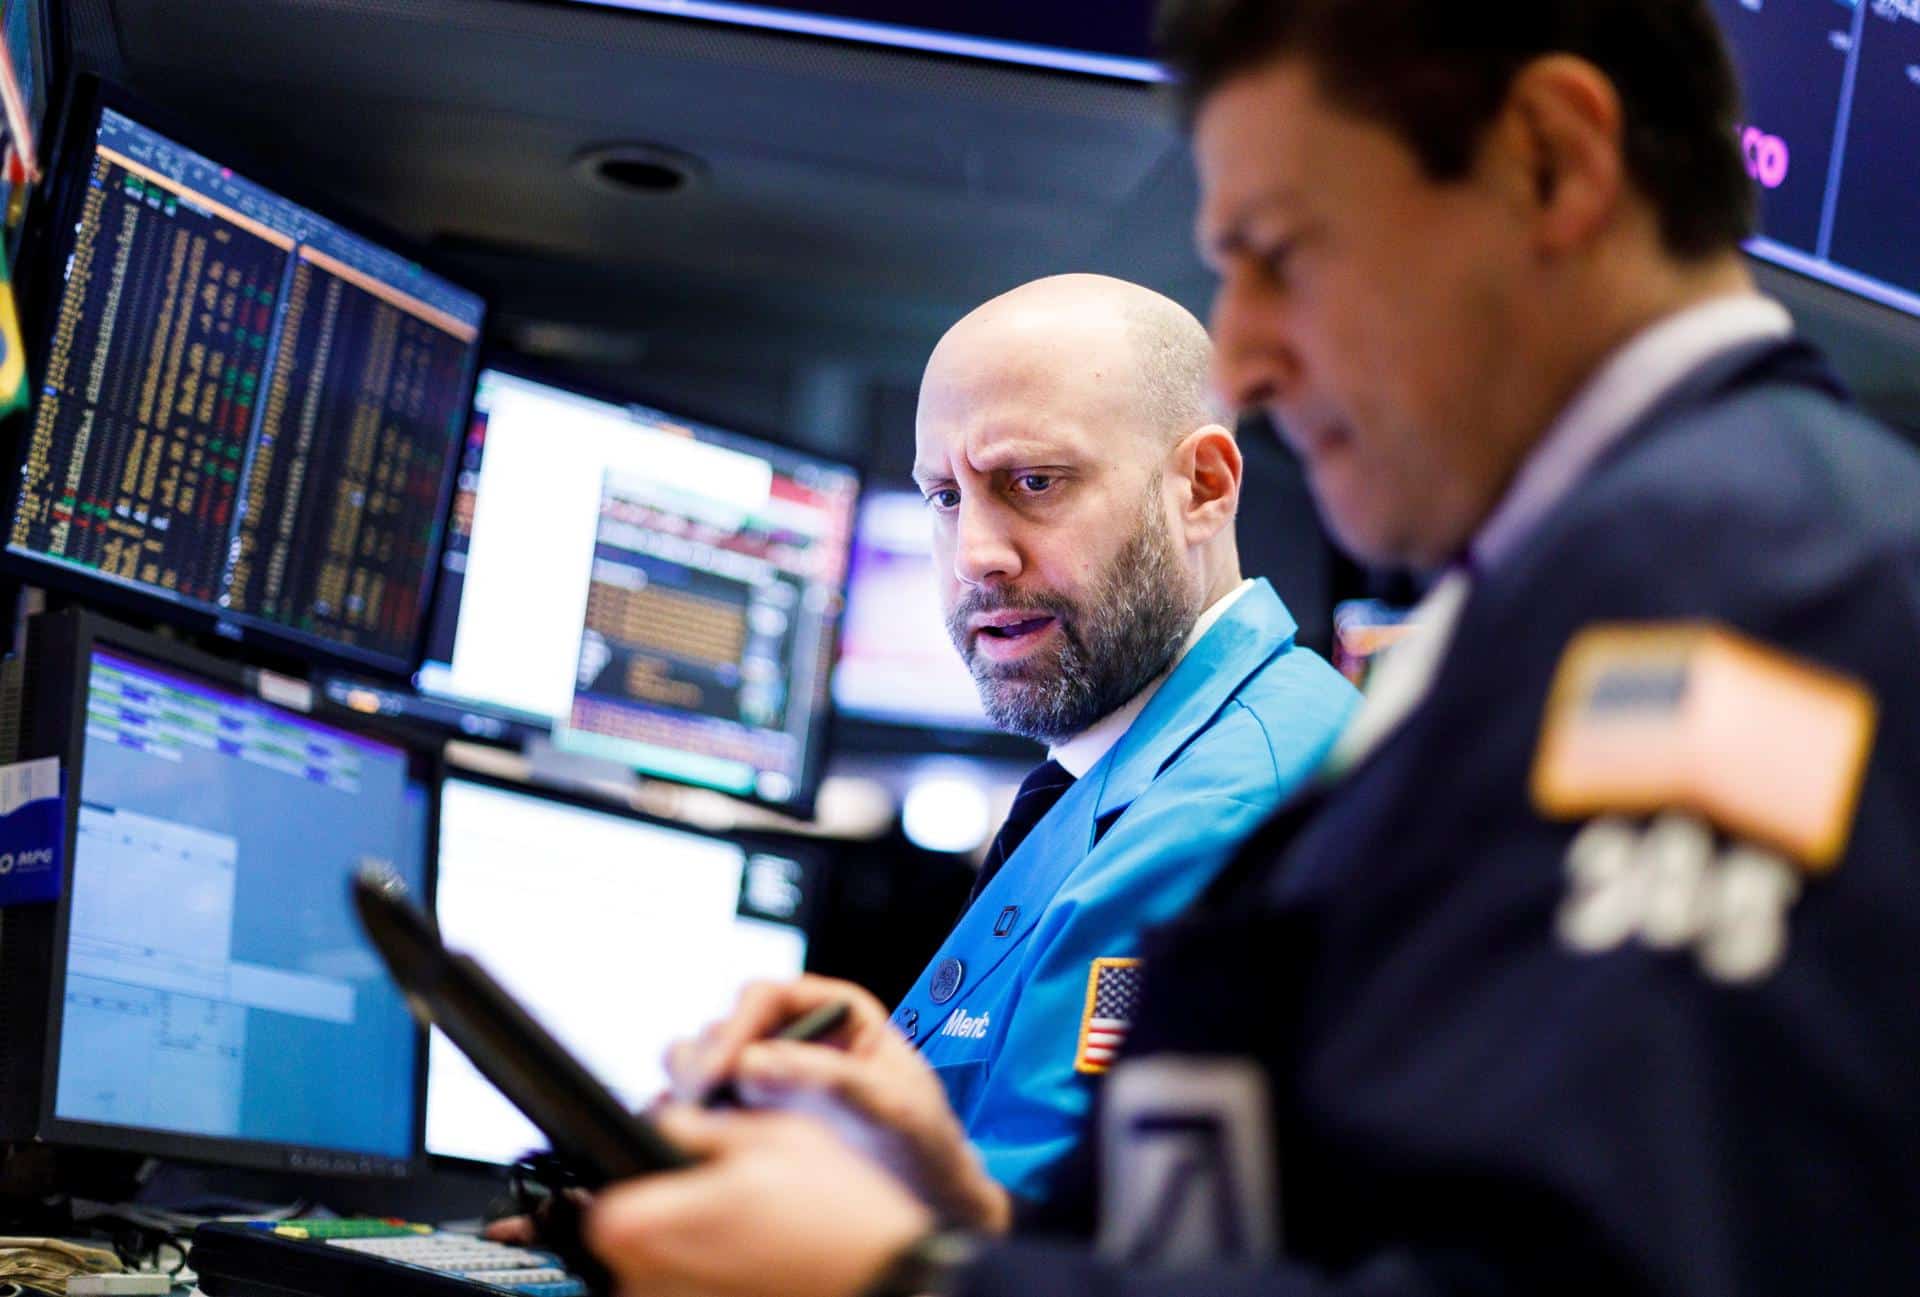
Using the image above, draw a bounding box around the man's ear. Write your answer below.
[1494,54,1626,259]
[1176,424,1242,547]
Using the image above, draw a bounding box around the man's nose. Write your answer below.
[953,496,1021,587]
[1209,277,1301,414]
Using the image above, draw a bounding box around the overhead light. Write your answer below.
[574,143,705,198]
[902,770,995,856]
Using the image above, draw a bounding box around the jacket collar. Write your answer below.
[1084,579,1297,823]
[897,579,1302,1044]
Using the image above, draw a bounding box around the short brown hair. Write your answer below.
[1158,0,1755,260]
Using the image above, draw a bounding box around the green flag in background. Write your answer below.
[0,234,24,415]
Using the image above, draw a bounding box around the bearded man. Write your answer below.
[666,272,1355,1211]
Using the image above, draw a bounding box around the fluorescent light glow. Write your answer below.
[902,772,995,855]
[567,0,1168,82]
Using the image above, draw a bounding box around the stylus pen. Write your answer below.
[703,999,853,1108]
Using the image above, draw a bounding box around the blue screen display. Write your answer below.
[1713,0,1920,318]
[53,648,426,1162]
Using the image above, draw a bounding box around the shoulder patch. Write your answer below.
[1075,958,1143,1075]
[1532,623,1876,871]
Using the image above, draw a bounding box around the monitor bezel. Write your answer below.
[424,764,826,1171]
[15,608,439,1179]
[4,74,488,681]
[533,0,1166,82]
[416,356,862,820]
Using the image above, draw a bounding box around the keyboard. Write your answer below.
[190,1219,591,1297]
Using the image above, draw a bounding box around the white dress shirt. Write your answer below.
[1337,293,1797,774]
[1470,293,1794,571]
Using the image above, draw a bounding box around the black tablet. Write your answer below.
[351,867,690,1185]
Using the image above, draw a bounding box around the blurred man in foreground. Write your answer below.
[580,3,1920,1294]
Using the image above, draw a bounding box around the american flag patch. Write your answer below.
[1074,958,1143,1075]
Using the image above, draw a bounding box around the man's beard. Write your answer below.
[947,493,1201,745]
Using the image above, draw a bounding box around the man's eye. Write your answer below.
[925,488,960,510]
[1016,474,1055,494]
[1256,238,1297,285]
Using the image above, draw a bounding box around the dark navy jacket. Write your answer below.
[962,339,1920,1295]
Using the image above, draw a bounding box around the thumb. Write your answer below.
[649,1102,754,1158]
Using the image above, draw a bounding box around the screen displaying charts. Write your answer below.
[1711,0,1920,318]
[832,490,990,730]
[9,98,485,672]
[417,369,859,809]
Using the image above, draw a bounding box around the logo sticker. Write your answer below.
[0,757,62,909]
[1097,1056,1278,1265]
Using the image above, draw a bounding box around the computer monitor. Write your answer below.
[0,611,433,1177]
[424,774,816,1166]
[832,490,990,731]
[6,79,487,675]
[1710,1,1920,320]
[417,367,860,813]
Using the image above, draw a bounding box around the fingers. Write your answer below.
[664,975,887,1102]
[583,1167,698,1279]
[483,1215,536,1244]
[581,1109,796,1268]
[583,1107,938,1297]
[733,1039,896,1119]
[650,1102,747,1156]
[663,1038,704,1103]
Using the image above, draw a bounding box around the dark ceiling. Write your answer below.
[62,0,1920,477]
[66,0,1216,479]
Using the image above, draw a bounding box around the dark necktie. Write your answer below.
[966,758,1076,910]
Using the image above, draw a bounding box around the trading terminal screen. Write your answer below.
[418,369,859,810]
[8,99,486,673]
[833,491,990,730]
[51,646,427,1167]
[1712,0,1920,318]
[426,777,812,1166]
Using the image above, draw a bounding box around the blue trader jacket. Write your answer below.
[963,339,1920,1293]
[891,580,1357,1202]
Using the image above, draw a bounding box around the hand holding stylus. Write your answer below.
[665,975,1010,1233]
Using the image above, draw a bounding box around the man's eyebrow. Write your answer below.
[966,439,1066,472]
[910,466,947,487]
[1198,186,1306,259]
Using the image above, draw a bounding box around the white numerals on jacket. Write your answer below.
[1557,812,1801,984]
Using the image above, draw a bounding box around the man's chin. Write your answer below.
[975,680,1072,742]
[974,676,1051,714]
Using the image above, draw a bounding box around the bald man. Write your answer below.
[668,274,1356,1208]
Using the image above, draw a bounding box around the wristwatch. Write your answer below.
[859,1230,981,1297]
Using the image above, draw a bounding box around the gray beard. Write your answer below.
[949,499,1201,745]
